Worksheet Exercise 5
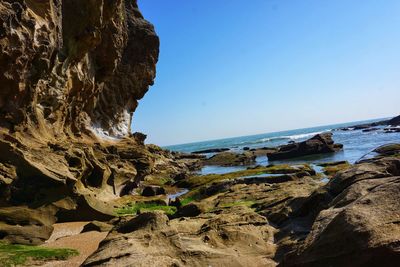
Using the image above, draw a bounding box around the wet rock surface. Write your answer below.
[192,148,230,154]
[204,151,257,166]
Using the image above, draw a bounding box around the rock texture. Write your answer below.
[280,152,400,266]
[204,151,256,166]
[0,0,200,244]
[84,148,400,266]
[0,0,159,138]
[84,164,323,266]
[267,133,343,161]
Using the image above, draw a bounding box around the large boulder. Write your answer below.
[282,176,400,267]
[0,206,57,245]
[280,156,400,267]
[204,151,256,166]
[267,133,343,161]
[83,208,276,267]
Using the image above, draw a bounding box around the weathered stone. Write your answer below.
[280,155,400,267]
[0,0,201,244]
[0,206,57,245]
[267,133,343,161]
[204,151,256,166]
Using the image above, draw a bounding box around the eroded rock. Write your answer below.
[204,151,257,166]
[0,0,202,244]
[267,133,343,161]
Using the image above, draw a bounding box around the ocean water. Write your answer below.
[165,118,400,174]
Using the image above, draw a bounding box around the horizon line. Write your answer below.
[159,115,393,148]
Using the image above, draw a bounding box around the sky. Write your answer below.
[132,0,400,146]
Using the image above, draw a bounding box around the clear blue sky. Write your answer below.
[132,0,400,146]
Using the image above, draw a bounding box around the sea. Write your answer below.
[165,118,400,175]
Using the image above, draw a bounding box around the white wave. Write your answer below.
[241,130,331,146]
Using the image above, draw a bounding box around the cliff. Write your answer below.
[0,0,198,244]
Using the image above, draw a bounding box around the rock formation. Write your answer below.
[0,0,199,245]
[204,151,256,166]
[267,133,343,161]
[280,147,400,266]
[336,114,400,131]
[388,115,400,126]
[81,146,400,266]
[1,1,400,266]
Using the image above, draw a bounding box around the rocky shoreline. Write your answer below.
[0,1,399,266]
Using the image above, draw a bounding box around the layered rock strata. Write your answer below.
[0,0,200,245]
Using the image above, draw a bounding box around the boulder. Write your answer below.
[204,151,256,166]
[373,143,400,156]
[84,207,276,267]
[281,155,400,267]
[115,211,169,234]
[281,176,400,267]
[0,206,57,245]
[267,133,343,161]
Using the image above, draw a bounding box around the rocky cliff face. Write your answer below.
[0,0,199,244]
[0,0,159,138]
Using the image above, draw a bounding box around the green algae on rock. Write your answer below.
[0,242,79,267]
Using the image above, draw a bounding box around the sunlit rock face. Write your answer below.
[0,0,201,245]
[0,0,159,139]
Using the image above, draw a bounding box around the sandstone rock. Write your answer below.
[373,143,400,156]
[84,208,276,267]
[281,176,400,267]
[116,211,169,234]
[327,157,400,195]
[0,206,57,245]
[280,155,400,267]
[267,133,343,161]
[0,0,201,244]
[204,151,256,166]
